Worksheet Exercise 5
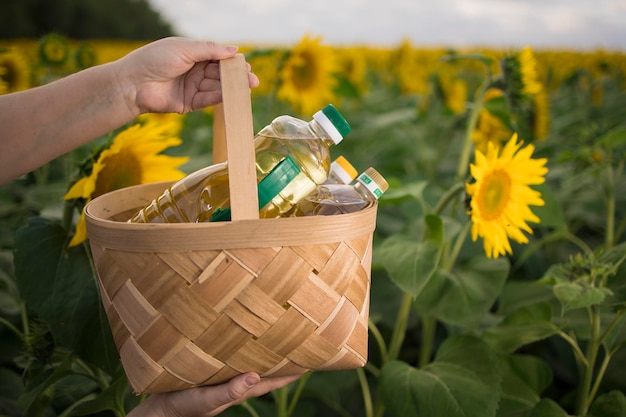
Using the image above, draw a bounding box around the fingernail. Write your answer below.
[245,374,259,388]
[225,45,238,53]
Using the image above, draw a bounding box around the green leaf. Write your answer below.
[498,281,556,316]
[482,303,559,354]
[18,353,74,411]
[603,243,626,305]
[553,282,611,313]
[378,215,443,298]
[413,257,509,329]
[589,390,626,417]
[70,371,129,416]
[496,354,553,417]
[0,368,25,416]
[13,217,118,372]
[440,52,494,67]
[381,180,429,205]
[602,312,626,354]
[597,126,626,149]
[333,74,361,99]
[530,183,567,230]
[525,399,570,417]
[483,96,513,129]
[538,263,570,285]
[380,336,501,417]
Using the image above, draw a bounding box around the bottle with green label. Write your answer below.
[129,104,351,223]
[290,167,389,217]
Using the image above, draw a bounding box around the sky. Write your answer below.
[149,0,626,51]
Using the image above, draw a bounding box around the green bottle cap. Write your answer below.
[210,156,301,222]
[257,156,300,208]
[314,104,351,144]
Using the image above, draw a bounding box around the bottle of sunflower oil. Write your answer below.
[129,104,351,223]
[291,167,389,217]
[325,156,358,185]
[281,155,358,217]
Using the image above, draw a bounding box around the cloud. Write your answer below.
[149,0,626,49]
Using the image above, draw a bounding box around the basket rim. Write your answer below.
[84,181,378,251]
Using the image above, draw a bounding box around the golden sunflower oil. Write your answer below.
[290,167,389,217]
[129,104,351,223]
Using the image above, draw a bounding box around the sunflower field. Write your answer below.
[1,33,626,417]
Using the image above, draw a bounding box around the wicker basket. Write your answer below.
[84,55,378,395]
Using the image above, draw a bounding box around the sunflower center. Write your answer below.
[293,53,316,89]
[93,152,142,198]
[476,169,511,220]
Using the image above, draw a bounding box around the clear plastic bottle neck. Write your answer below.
[308,119,341,146]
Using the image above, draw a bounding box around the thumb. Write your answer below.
[202,373,260,416]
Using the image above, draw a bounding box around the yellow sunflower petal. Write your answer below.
[64,120,189,248]
[64,177,90,200]
[68,212,88,247]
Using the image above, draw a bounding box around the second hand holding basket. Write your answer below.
[84,54,379,394]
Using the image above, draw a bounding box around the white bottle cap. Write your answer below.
[313,104,351,144]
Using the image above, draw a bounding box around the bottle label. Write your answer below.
[358,173,384,199]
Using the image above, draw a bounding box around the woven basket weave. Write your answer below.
[84,55,378,395]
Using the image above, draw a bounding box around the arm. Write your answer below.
[0,37,259,184]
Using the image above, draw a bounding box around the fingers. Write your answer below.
[201,61,259,89]
[207,373,302,416]
[248,71,260,89]
[174,38,239,63]
[129,373,304,417]
[243,373,303,398]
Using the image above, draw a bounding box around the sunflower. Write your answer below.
[0,69,6,95]
[277,34,338,115]
[74,42,97,70]
[389,39,430,95]
[518,46,543,96]
[532,90,550,140]
[442,77,467,115]
[38,33,70,67]
[64,121,189,247]
[247,49,283,97]
[465,133,548,259]
[336,46,369,95]
[472,88,513,153]
[0,47,31,93]
[137,112,186,136]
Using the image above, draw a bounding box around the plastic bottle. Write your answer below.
[291,167,389,217]
[325,156,358,185]
[129,104,351,223]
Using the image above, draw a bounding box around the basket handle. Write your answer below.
[212,54,259,221]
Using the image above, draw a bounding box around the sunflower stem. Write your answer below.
[433,181,466,217]
[285,373,310,417]
[455,76,490,181]
[368,319,389,363]
[387,293,413,362]
[240,401,261,417]
[442,221,471,272]
[273,385,289,417]
[0,316,23,341]
[356,368,374,417]
[418,316,436,368]
[605,164,615,249]
[576,306,601,416]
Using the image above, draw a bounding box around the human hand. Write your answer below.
[117,37,259,115]
[127,372,302,417]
